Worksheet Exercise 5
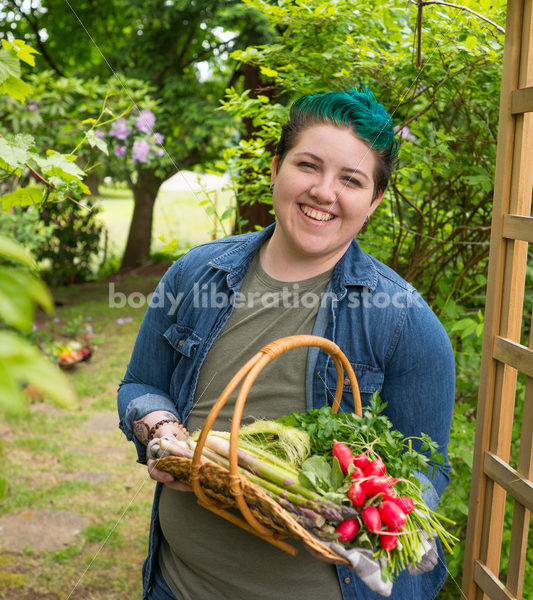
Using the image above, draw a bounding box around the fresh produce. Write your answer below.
[158,393,457,596]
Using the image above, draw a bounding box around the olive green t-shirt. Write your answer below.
[158,254,342,600]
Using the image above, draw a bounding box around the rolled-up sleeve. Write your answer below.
[117,262,183,463]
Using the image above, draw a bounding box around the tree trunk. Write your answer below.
[120,170,163,270]
[234,63,276,234]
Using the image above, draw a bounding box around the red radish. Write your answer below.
[382,486,397,500]
[379,500,407,530]
[335,518,360,542]
[347,482,365,508]
[362,476,395,498]
[332,440,354,474]
[379,532,398,550]
[362,506,381,533]
[350,466,365,479]
[394,496,415,514]
[363,458,387,477]
[353,453,369,470]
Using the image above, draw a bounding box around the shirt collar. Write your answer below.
[208,224,377,293]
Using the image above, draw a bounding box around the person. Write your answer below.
[118,87,455,600]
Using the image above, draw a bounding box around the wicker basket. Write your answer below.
[156,334,362,562]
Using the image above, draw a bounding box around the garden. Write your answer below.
[0,0,531,598]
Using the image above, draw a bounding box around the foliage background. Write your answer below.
[0,0,531,598]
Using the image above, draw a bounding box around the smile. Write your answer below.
[299,204,335,222]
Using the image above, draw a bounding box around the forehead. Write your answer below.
[288,123,376,175]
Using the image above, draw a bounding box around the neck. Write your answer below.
[259,233,343,282]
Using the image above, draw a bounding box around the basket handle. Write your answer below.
[190,335,362,543]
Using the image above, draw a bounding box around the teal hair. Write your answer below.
[275,88,399,198]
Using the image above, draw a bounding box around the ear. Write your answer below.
[367,191,384,218]
[270,156,279,185]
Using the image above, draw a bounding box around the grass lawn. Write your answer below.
[95,183,235,260]
[0,268,170,599]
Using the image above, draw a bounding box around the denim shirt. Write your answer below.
[118,224,455,600]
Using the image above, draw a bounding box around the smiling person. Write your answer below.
[118,88,455,600]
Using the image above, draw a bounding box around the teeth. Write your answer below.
[300,204,334,222]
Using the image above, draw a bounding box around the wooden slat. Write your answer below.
[502,214,533,242]
[493,336,533,377]
[483,451,533,510]
[511,85,533,113]
[474,562,519,600]
[506,373,533,596]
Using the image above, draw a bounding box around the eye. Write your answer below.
[341,177,362,188]
[298,161,317,171]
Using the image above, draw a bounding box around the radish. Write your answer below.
[381,486,397,500]
[332,440,354,474]
[379,532,398,550]
[353,453,369,470]
[350,466,365,479]
[362,476,395,499]
[362,506,381,533]
[347,482,365,508]
[363,458,387,477]
[379,500,407,530]
[394,496,415,514]
[335,518,360,542]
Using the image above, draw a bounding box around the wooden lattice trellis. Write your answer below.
[461,0,533,598]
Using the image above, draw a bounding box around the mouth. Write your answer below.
[299,204,335,222]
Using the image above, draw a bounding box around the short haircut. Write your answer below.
[275,88,399,199]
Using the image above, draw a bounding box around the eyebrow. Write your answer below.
[293,151,371,183]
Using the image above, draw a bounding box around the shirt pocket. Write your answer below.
[163,324,202,359]
[327,361,384,413]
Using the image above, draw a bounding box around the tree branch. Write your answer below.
[411,0,505,34]
[6,0,66,76]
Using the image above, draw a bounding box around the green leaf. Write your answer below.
[0,331,77,410]
[0,76,33,102]
[0,133,35,171]
[0,48,20,86]
[85,129,108,155]
[464,36,478,51]
[2,39,40,67]
[0,234,36,268]
[259,66,278,78]
[0,266,54,330]
[34,151,85,181]
[0,186,42,212]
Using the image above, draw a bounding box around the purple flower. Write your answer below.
[95,130,105,139]
[109,118,131,140]
[415,82,427,94]
[394,125,414,142]
[156,148,165,157]
[135,109,156,134]
[27,103,39,111]
[132,139,151,163]
[114,145,127,157]
[153,132,164,145]
[116,317,134,325]
[86,324,94,335]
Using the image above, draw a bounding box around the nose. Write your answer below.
[309,177,337,205]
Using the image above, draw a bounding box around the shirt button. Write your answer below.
[178,339,185,347]
[343,377,350,386]
[344,577,351,584]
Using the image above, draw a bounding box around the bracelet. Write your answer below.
[148,418,186,441]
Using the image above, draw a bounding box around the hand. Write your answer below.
[147,458,193,492]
